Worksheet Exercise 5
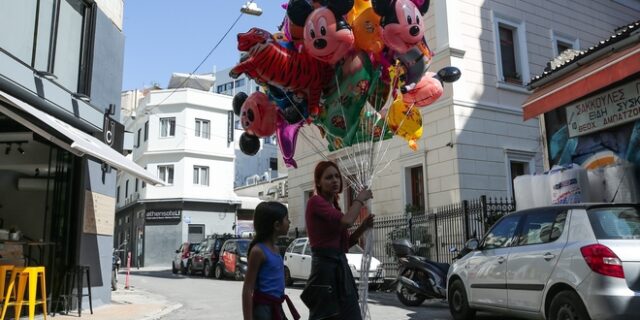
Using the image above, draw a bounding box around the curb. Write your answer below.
[139,302,183,320]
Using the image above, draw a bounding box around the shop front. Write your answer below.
[524,21,640,202]
[0,91,163,311]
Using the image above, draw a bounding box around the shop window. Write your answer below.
[195,118,210,139]
[0,0,95,94]
[492,13,529,86]
[158,165,174,185]
[193,166,209,186]
[143,121,149,141]
[160,117,175,137]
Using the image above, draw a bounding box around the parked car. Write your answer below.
[214,238,250,280]
[283,237,385,287]
[172,242,200,274]
[189,234,234,277]
[447,204,640,320]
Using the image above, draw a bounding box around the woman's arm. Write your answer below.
[340,189,373,226]
[242,246,265,320]
[349,214,375,247]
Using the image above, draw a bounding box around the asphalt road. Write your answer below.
[123,268,514,320]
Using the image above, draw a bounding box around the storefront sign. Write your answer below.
[567,79,640,137]
[102,114,125,153]
[145,209,181,223]
[227,110,234,144]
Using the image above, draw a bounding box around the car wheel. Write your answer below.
[180,262,187,274]
[171,262,178,274]
[284,267,293,287]
[235,269,244,281]
[448,279,475,320]
[203,261,211,278]
[549,290,589,320]
[215,264,224,279]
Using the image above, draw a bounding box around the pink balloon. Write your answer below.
[276,112,304,168]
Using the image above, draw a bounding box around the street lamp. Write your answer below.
[241,1,263,16]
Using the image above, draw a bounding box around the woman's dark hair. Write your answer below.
[249,201,288,256]
[313,161,343,211]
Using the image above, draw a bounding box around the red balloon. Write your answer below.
[239,92,278,137]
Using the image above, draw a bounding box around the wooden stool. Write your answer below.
[0,266,47,320]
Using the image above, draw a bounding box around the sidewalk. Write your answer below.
[50,281,181,320]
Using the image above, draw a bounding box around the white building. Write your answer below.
[286,0,639,230]
[116,73,241,266]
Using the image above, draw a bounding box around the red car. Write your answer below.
[214,239,250,280]
[172,242,200,274]
[189,235,234,277]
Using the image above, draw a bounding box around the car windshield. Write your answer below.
[348,245,364,254]
[588,207,640,239]
[237,240,250,255]
[189,243,200,252]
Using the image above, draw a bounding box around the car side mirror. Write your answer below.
[465,238,479,251]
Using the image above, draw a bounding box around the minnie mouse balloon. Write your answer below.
[236,91,278,137]
[287,0,355,65]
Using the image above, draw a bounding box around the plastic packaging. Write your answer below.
[531,173,552,207]
[514,175,534,210]
[549,164,590,204]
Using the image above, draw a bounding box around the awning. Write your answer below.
[0,91,165,186]
[523,44,640,120]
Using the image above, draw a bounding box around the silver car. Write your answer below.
[447,204,640,320]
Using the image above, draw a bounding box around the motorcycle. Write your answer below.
[112,249,122,291]
[391,238,475,306]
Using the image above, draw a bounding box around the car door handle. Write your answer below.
[543,253,556,261]
[497,256,505,264]
[302,257,306,260]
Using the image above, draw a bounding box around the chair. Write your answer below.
[0,265,15,305]
[0,266,47,320]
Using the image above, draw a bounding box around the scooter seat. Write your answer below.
[412,256,450,273]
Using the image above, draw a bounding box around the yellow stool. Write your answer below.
[1,266,47,320]
[0,266,15,304]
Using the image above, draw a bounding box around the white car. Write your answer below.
[447,204,640,320]
[283,237,385,286]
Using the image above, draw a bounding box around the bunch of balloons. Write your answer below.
[231,0,461,168]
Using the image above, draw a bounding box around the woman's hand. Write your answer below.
[361,214,375,230]
[356,189,373,202]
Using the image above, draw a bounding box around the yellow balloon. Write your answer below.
[347,0,384,54]
[386,93,423,151]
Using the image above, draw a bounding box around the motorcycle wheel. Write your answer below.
[396,283,427,306]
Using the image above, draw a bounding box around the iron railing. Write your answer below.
[354,196,516,279]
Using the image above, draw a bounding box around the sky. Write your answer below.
[122,1,285,90]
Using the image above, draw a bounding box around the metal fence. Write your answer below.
[357,196,516,279]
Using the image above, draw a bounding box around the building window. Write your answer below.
[492,13,529,86]
[551,32,579,57]
[409,166,425,214]
[142,166,146,188]
[136,128,141,147]
[193,166,209,186]
[264,135,277,145]
[0,0,95,94]
[195,119,210,139]
[216,84,224,93]
[269,158,278,171]
[125,215,130,223]
[125,179,129,198]
[144,121,149,141]
[158,165,174,185]
[160,117,175,137]
[117,186,120,203]
[505,149,535,200]
[135,178,139,192]
[235,78,245,88]
[234,119,243,130]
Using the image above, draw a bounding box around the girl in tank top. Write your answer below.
[242,201,299,320]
